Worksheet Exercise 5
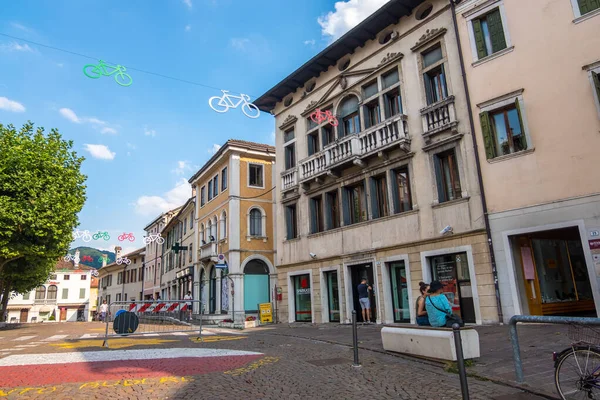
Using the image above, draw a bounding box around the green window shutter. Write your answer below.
[285,206,293,239]
[479,111,496,159]
[487,9,507,53]
[389,170,400,214]
[324,195,332,230]
[341,189,351,226]
[578,0,600,14]
[472,18,488,59]
[423,73,433,105]
[514,98,528,150]
[433,155,446,203]
[307,136,315,156]
[592,72,600,104]
[369,178,379,219]
[309,199,317,234]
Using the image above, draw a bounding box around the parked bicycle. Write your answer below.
[208,90,260,119]
[310,108,338,126]
[554,323,600,398]
[143,233,165,245]
[116,257,131,266]
[83,60,133,87]
[93,231,110,241]
[118,232,136,242]
[73,229,92,242]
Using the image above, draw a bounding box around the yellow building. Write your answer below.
[189,140,276,323]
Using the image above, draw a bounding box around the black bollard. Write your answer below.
[452,323,470,400]
[352,310,360,367]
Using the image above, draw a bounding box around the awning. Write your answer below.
[6,305,31,311]
[39,305,53,313]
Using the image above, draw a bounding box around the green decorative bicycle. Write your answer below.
[83,60,132,87]
[93,231,110,241]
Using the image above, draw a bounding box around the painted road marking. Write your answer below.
[51,338,178,350]
[6,348,25,351]
[14,345,37,348]
[204,328,246,335]
[190,335,247,343]
[224,356,280,376]
[42,335,69,342]
[11,336,36,342]
[142,333,159,337]
[170,332,188,336]
[79,334,97,339]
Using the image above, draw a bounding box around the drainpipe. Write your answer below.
[449,0,503,322]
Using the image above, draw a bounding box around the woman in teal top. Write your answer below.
[425,281,452,327]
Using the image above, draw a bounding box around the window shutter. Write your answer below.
[479,112,496,159]
[309,199,317,234]
[285,207,293,240]
[337,118,345,138]
[514,98,528,150]
[390,170,400,214]
[423,73,433,105]
[487,9,507,53]
[307,135,315,156]
[440,64,448,99]
[577,0,600,14]
[472,18,488,59]
[341,189,351,226]
[324,196,332,230]
[592,72,600,106]
[433,155,446,203]
[369,178,379,219]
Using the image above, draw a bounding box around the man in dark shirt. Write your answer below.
[357,278,372,324]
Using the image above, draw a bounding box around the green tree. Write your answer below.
[0,122,86,308]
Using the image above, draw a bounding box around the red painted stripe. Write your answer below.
[128,304,137,312]
[0,355,261,388]
[166,302,179,312]
[153,303,166,312]
[138,304,151,312]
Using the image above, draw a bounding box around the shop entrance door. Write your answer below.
[60,307,67,321]
[430,253,476,323]
[292,274,312,322]
[350,263,376,323]
[389,261,410,322]
[19,309,28,323]
[324,271,340,322]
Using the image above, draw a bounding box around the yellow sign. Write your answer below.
[259,303,272,323]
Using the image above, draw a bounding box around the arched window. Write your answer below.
[35,286,46,300]
[200,223,205,244]
[211,216,218,240]
[338,95,361,137]
[243,259,270,312]
[220,211,227,239]
[47,285,58,300]
[249,208,262,237]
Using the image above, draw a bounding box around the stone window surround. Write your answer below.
[584,60,600,120]
[248,162,265,189]
[379,254,414,324]
[415,34,453,108]
[427,139,469,205]
[570,0,600,23]
[463,0,513,64]
[476,88,534,162]
[247,205,267,241]
[319,265,344,323]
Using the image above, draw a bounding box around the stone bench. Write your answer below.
[381,325,480,361]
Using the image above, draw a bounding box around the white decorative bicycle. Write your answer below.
[63,253,80,263]
[116,257,131,266]
[208,90,261,119]
[73,229,92,243]
[143,233,165,245]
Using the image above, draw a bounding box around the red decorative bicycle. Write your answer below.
[118,232,136,242]
[310,108,338,126]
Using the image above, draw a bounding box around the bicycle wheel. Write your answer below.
[115,72,132,87]
[555,347,600,399]
[241,103,260,119]
[128,235,135,242]
[82,234,92,242]
[208,96,229,113]
[103,234,110,241]
[156,236,165,244]
[92,233,100,240]
[83,64,102,79]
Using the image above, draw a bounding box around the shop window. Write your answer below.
[324,270,340,322]
[434,149,462,203]
[293,274,312,322]
[430,253,475,323]
[325,190,340,230]
[342,181,368,225]
[285,204,298,239]
[389,261,410,322]
[391,166,413,213]
[309,195,324,234]
[369,175,388,219]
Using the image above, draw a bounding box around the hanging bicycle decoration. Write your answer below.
[91,270,99,277]
[97,255,109,264]
[81,255,94,263]
[63,253,79,263]
[116,257,131,266]
[143,232,165,244]
[118,232,136,242]
[208,90,260,119]
[83,60,133,87]
[73,229,92,243]
[310,108,338,126]
[92,231,110,241]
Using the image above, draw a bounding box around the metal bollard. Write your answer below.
[452,324,470,400]
[197,303,203,342]
[352,310,360,367]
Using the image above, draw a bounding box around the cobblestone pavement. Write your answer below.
[0,322,549,399]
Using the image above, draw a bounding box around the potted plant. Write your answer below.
[244,315,258,328]
[218,318,234,328]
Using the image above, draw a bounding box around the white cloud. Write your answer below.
[303,39,316,45]
[126,142,137,150]
[230,38,250,51]
[185,25,192,32]
[183,0,192,9]
[144,127,157,137]
[101,127,117,135]
[0,96,25,113]
[83,144,116,160]
[87,117,107,125]
[318,0,389,41]
[11,22,31,32]
[208,144,221,155]
[59,107,81,123]
[0,42,35,53]
[133,179,191,217]
[172,160,193,175]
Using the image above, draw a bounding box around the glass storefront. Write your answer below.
[293,274,312,322]
[389,261,409,322]
[430,252,476,323]
[324,271,340,322]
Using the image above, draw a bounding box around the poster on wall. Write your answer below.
[221,278,229,312]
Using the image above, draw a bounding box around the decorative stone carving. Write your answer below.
[304,100,318,113]
[339,76,348,90]
[279,114,298,130]
[378,52,404,67]
[411,28,447,51]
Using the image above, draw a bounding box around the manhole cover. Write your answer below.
[306,358,350,366]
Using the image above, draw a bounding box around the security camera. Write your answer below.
[440,226,453,235]
[309,252,317,259]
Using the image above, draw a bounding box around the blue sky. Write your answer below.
[1,0,386,255]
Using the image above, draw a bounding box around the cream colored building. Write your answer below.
[454,0,600,321]
[188,140,276,323]
[256,0,498,324]
[97,247,145,305]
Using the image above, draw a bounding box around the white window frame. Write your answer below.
[477,89,534,161]
[586,63,600,120]
[464,0,513,64]
[248,163,265,189]
[247,206,267,239]
[570,0,600,22]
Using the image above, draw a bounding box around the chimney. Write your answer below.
[115,246,122,260]
[102,254,107,268]
[74,250,80,267]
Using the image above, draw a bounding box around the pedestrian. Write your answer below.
[425,281,453,327]
[99,300,108,323]
[357,278,372,324]
[416,281,430,326]
[183,291,193,321]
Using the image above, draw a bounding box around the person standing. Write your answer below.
[357,278,372,324]
[183,291,193,322]
[416,282,430,326]
[99,300,108,323]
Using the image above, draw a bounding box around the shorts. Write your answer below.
[359,297,370,310]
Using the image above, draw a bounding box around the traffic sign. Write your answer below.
[215,253,227,269]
